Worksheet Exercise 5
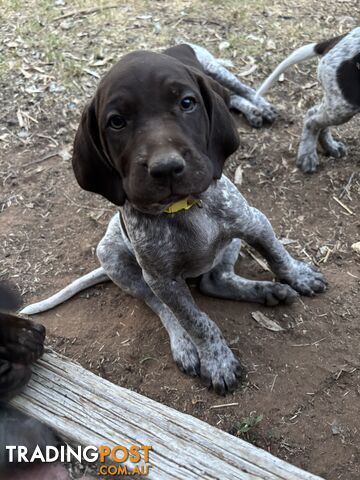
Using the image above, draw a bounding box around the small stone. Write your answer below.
[219,41,230,51]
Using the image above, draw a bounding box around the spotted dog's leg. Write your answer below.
[297,104,323,173]
[230,95,264,128]
[189,43,277,126]
[319,127,347,158]
[96,215,200,376]
[143,270,244,395]
[200,239,298,306]
[297,100,355,172]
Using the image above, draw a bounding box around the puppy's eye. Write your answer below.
[180,96,197,112]
[108,115,127,130]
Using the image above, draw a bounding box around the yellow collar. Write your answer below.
[163,198,200,214]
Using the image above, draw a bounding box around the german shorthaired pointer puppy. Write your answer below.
[257,27,360,172]
[21,44,326,394]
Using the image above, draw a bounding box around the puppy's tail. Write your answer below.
[257,43,317,96]
[20,267,109,315]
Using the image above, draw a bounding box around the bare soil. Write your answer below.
[1,1,359,479]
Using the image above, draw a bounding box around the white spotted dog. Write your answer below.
[257,28,360,173]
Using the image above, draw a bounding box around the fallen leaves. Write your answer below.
[251,311,285,332]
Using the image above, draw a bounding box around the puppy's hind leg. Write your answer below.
[200,239,298,306]
[230,95,264,128]
[319,127,347,158]
[297,100,354,173]
[97,215,200,377]
[189,43,277,125]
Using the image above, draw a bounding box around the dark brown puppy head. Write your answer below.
[73,48,239,214]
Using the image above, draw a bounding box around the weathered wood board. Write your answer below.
[10,351,325,480]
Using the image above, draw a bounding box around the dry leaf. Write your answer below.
[351,242,360,254]
[234,165,243,186]
[251,311,285,332]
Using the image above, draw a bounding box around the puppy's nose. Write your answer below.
[148,153,185,179]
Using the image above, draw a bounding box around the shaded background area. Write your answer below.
[1,1,359,478]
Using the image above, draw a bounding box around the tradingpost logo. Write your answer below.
[6,444,152,476]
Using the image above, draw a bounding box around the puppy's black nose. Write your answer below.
[148,154,185,179]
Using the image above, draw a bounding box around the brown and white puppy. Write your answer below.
[21,44,326,395]
[257,27,360,172]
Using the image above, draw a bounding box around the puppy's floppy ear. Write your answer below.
[72,100,126,206]
[196,74,240,178]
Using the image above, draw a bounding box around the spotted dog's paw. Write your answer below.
[244,106,264,129]
[251,95,278,125]
[282,261,327,296]
[199,343,245,395]
[258,282,298,306]
[171,332,200,377]
[323,140,347,159]
[297,151,320,173]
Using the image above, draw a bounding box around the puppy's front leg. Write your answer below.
[235,205,327,295]
[143,273,244,395]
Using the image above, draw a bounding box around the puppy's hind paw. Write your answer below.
[324,140,347,159]
[260,282,298,306]
[253,95,278,124]
[245,108,264,129]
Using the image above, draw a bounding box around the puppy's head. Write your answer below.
[73,50,239,214]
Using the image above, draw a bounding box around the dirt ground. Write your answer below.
[1,1,360,479]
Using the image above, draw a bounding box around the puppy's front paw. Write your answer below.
[283,261,327,296]
[199,344,245,395]
[297,151,319,173]
[171,332,200,377]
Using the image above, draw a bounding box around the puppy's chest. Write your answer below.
[129,209,231,277]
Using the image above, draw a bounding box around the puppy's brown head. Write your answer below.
[73,47,239,214]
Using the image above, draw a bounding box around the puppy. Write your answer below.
[0,282,67,480]
[257,28,360,172]
[21,44,326,395]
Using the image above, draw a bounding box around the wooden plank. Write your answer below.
[10,351,324,480]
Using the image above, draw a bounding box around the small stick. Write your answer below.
[339,172,355,199]
[209,402,239,410]
[53,4,119,22]
[333,196,354,215]
[270,374,278,392]
[244,245,270,272]
[22,152,60,168]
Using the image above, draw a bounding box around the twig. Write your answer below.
[209,402,239,410]
[22,152,60,168]
[244,245,270,272]
[333,196,354,215]
[62,192,113,212]
[339,172,355,199]
[270,374,278,392]
[53,4,119,22]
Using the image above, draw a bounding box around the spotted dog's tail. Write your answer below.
[257,33,347,96]
[256,43,318,96]
[20,267,109,315]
